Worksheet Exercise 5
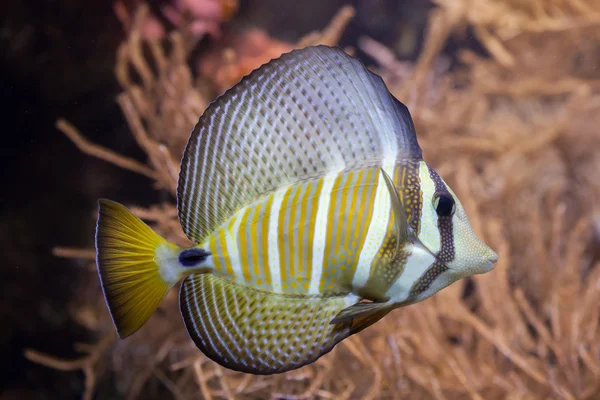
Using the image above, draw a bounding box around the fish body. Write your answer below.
[95,45,498,375]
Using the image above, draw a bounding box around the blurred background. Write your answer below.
[2,0,599,399]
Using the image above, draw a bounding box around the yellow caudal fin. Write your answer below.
[95,199,178,338]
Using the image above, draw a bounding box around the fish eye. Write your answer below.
[433,193,455,217]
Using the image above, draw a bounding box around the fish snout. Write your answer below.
[474,245,498,274]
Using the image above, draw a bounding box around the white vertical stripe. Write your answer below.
[385,245,435,302]
[202,110,223,230]
[190,281,222,357]
[267,188,287,293]
[184,123,208,234]
[211,95,237,222]
[352,158,396,290]
[200,276,237,361]
[210,277,243,356]
[225,212,245,279]
[236,84,265,202]
[417,161,441,253]
[309,169,343,295]
[183,286,206,347]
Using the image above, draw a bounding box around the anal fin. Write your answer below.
[330,301,392,324]
[179,274,353,375]
[331,301,393,336]
[350,308,391,335]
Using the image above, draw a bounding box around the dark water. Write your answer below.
[0,0,442,397]
[0,1,155,398]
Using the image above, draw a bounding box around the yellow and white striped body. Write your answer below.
[199,162,420,302]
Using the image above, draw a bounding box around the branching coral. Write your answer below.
[28,1,600,398]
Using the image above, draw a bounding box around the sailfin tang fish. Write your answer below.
[95,45,498,375]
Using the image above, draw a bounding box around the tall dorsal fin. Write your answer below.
[177,45,422,243]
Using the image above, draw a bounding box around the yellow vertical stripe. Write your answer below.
[219,225,233,276]
[261,194,274,284]
[370,169,396,279]
[320,173,343,292]
[287,186,302,278]
[238,207,253,281]
[388,166,402,245]
[306,179,324,284]
[208,235,221,272]
[346,169,364,249]
[209,234,221,272]
[386,168,399,240]
[277,186,294,284]
[297,182,310,274]
[335,171,351,252]
[354,168,377,270]
[400,165,407,193]
[248,209,261,277]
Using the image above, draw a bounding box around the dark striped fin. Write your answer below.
[180,274,356,374]
[348,308,392,335]
[330,301,392,325]
[177,45,422,242]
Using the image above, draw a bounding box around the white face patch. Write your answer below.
[385,243,436,302]
[411,269,458,303]
[417,161,440,254]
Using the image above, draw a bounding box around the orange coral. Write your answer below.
[197,29,295,93]
[198,5,355,93]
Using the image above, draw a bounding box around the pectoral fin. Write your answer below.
[380,168,437,259]
[380,168,408,256]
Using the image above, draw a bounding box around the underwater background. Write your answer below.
[2,0,600,398]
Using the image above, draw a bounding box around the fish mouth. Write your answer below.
[481,250,499,273]
[472,252,499,275]
[478,260,495,274]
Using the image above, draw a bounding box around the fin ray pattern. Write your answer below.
[177,45,422,242]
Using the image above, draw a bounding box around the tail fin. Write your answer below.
[95,199,178,338]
